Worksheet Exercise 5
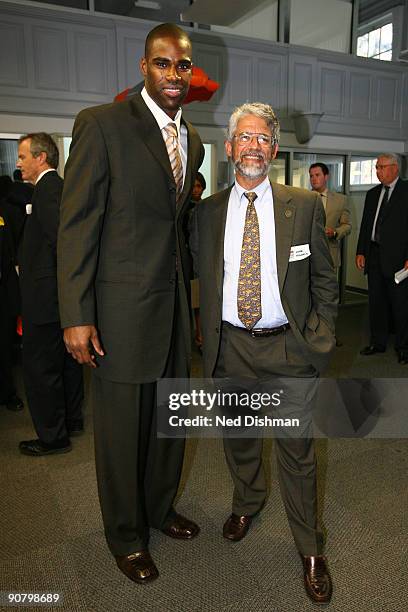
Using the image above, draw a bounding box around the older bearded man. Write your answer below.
[196,102,338,604]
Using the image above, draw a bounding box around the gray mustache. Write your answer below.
[240,151,266,161]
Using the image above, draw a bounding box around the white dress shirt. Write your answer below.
[35,168,57,185]
[222,177,288,328]
[141,87,187,185]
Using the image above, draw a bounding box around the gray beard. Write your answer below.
[234,158,271,180]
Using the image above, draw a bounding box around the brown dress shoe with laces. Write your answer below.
[115,550,159,584]
[223,514,252,542]
[161,513,200,539]
[302,555,333,604]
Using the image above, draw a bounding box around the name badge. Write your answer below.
[26,203,32,215]
[289,244,311,262]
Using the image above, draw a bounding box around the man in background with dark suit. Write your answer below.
[0,176,24,412]
[17,133,84,456]
[356,153,408,363]
[58,24,204,584]
[197,103,338,604]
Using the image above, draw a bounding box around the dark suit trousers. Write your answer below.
[0,286,16,402]
[214,322,324,556]
[91,302,187,556]
[22,320,84,444]
[368,244,408,351]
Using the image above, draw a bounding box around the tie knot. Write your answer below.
[384,185,390,192]
[165,123,178,138]
[244,191,257,205]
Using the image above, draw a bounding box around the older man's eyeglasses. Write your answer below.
[233,132,273,146]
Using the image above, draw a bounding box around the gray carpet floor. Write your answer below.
[1,295,407,612]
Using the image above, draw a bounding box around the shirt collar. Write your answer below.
[233,176,271,208]
[141,87,182,134]
[35,168,56,185]
[382,176,399,190]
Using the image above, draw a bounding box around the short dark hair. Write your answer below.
[18,132,59,169]
[195,172,206,191]
[144,23,191,57]
[309,162,329,176]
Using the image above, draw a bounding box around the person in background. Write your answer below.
[188,172,206,349]
[0,175,23,412]
[356,153,408,363]
[309,162,351,272]
[17,132,84,456]
[309,162,351,346]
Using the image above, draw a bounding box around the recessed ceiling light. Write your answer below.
[134,0,161,9]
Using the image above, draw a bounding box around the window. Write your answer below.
[357,23,393,61]
[292,153,345,192]
[0,139,18,178]
[350,158,378,186]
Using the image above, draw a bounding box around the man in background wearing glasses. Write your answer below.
[196,103,338,604]
[356,153,408,364]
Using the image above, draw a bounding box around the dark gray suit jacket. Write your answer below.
[197,182,338,375]
[58,94,204,383]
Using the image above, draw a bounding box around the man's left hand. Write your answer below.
[325,227,336,238]
[404,260,408,270]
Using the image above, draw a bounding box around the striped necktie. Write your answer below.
[237,191,262,329]
[164,123,183,201]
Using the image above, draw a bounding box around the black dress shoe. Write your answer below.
[223,514,252,542]
[161,513,200,540]
[115,550,159,584]
[302,555,333,604]
[1,394,24,411]
[360,345,385,356]
[19,439,72,456]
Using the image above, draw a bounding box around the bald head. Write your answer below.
[144,23,191,57]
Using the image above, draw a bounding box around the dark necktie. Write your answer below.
[237,191,261,330]
[374,185,390,244]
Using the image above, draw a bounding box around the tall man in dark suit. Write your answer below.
[197,103,338,604]
[58,24,204,584]
[17,133,84,455]
[356,154,408,363]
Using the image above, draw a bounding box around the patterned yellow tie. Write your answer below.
[164,123,183,200]
[237,191,262,329]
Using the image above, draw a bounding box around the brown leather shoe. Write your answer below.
[302,555,332,604]
[223,514,252,542]
[161,513,200,540]
[115,550,159,584]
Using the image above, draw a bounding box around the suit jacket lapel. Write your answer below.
[383,177,401,221]
[213,187,232,301]
[272,182,295,292]
[176,120,199,219]
[129,94,174,183]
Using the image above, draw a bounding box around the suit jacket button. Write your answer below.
[215,327,219,333]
